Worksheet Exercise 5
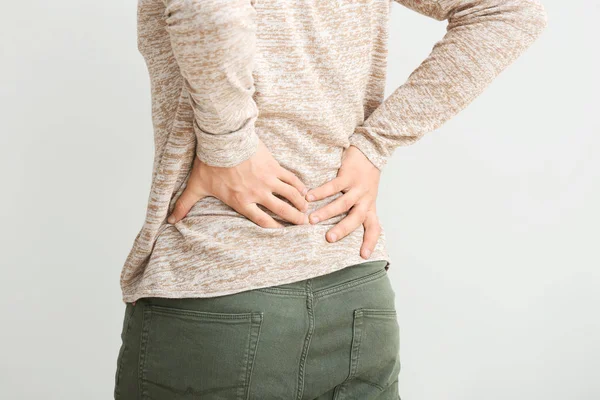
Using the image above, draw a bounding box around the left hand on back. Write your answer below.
[305,145,382,259]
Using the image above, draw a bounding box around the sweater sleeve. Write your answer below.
[348,0,548,171]
[162,0,259,167]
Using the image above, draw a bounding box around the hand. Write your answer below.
[306,145,382,259]
[168,140,309,228]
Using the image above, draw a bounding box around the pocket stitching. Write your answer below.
[347,307,399,392]
[314,267,388,299]
[361,308,397,317]
[243,311,263,396]
[148,304,261,320]
[349,309,364,382]
[138,305,263,400]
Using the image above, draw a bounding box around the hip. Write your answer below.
[114,259,401,399]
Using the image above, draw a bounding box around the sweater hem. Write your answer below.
[121,256,392,303]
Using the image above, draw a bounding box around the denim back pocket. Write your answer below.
[347,308,401,393]
[139,304,263,400]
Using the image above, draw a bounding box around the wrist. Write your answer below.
[348,129,388,171]
[195,119,259,168]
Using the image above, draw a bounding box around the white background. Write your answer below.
[1,0,598,399]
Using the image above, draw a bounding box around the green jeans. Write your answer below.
[114,260,401,399]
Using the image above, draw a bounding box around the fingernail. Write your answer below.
[307,194,315,201]
[302,187,308,196]
[167,215,175,224]
[363,249,371,258]
[329,233,337,242]
[310,215,320,224]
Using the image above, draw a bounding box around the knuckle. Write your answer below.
[341,197,353,211]
[232,190,249,205]
[372,214,381,227]
[332,180,342,192]
[289,189,301,202]
[266,176,279,188]
[254,215,269,228]
[361,211,370,222]
[247,186,260,198]
[358,185,370,197]
[301,200,309,211]
[295,212,307,225]
[373,214,381,226]
[369,215,379,226]
[295,195,308,210]
[340,176,352,188]
[276,204,288,217]
[367,216,381,235]
[281,187,295,202]
[366,222,377,234]
[283,170,295,182]
[174,200,187,213]
[356,204,369,217]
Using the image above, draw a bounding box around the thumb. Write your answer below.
[167,188,200,224]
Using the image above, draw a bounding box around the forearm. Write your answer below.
[163,0,259,167]
[349,0,548,170]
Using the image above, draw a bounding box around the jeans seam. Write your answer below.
[333,308,365,400]
[114,303,136,399]
[243,313,263,400]
[254,287,307,296]
[148,304,259,320]
[314,268,387,299]
[138,307,153,400]
[350,309,363,382]
[295,280,314,400]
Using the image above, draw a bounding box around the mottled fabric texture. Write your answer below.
[121,0,547,303]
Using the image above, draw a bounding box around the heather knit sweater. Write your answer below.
[121,0,547,302]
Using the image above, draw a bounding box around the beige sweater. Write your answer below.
[121,0,547,303]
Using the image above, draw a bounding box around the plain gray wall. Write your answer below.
[1,1,598,399]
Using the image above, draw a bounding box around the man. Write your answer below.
[114,0,547,398]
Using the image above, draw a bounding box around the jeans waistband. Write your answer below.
[255,259,389,296]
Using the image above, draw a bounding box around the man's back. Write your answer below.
[122,0,394,301]
[121,0,547,303]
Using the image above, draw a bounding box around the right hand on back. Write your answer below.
[167,140,309,228]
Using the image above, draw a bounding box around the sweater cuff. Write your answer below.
[194,117,260,168]
[348,126,390,171]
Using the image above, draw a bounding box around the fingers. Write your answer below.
[168,187,201,224]
[308,190,360,224]
[325,203,368,243]
[360,210,381,259]
[277,167,308,197]
[272,179,308,213]
[261,194,309,225]
[305,176,350,202]
[241,203,284,229]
